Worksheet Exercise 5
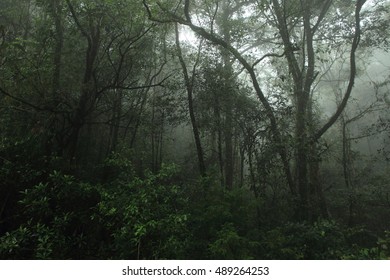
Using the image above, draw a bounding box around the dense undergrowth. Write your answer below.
[1,148,389,260]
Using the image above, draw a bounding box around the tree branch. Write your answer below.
[312,0,366,143]
[312,0,333,33]
[210,0,219,34]
[271,0,302,84]
[252,51,285,69]
[0,86,68,114]
[65,0,90,41]
[184,0,191,22]
[97,74,172,94]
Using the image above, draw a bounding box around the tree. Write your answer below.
[175,24,206,177]
[144,0,366,220]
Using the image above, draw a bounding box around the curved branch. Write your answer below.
[210,0,219,34]
[252,51,285,69]
[312,0,366,143]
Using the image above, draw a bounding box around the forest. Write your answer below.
[0,0,390,260]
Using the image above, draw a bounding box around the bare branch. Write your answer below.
[0,86,68,114]
[211,0,219,34]
[345,103,383,125]
[143,0,182,24]
[252,51,285,69]
[97,73,172,95]
[312,0,333,33]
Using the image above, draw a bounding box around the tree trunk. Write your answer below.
[294,88,310,219]
[175,24,206,177]
[65,0,101,165]
[220,0,234,189]
[45,0,64,157]
[342,117,356,226]
[214,96,225,186]
[107,90,122,156]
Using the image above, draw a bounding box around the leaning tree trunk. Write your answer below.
[175,24,206,177]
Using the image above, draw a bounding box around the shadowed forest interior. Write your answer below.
[1,0,390,259]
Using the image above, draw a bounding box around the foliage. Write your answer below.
[97,163,191,259]
[260,220,388,260]
[1,0,390,260]
[0,171,103,259]
[208,223,259,260]
[0,162,192,259]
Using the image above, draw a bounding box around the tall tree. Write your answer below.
[175,24,206,176]
[144,0,366,220]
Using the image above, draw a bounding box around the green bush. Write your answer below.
[260,220,389,259]
[97,163,191,259]
[208,223,259,259]
[0,171,103,259]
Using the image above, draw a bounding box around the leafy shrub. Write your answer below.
[260,219,388,259]
[0,171,103,259]
[97,163,191,259]
[208,223,259,259]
